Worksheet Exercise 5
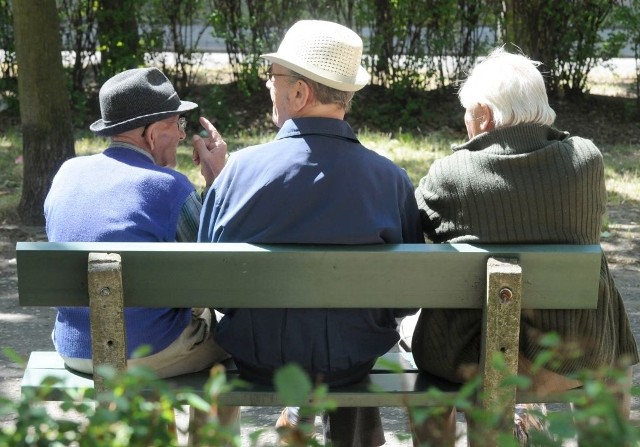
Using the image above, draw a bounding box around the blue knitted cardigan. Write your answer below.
[44,145,194,359]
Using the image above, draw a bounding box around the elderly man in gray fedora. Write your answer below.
[44,67,230,379]
[192,20,423,446]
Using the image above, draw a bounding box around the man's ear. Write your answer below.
[479,104,495,132]
[143,131,155,152]
[140,129,161,163]
[290,79,312,112]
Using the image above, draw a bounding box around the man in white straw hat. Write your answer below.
[193,20,423,445]
[45,67,231,381]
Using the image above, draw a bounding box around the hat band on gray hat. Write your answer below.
[100,94,182,127]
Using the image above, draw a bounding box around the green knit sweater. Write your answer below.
[412,123,639,379]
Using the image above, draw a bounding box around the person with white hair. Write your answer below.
[405,47,639,445]
[192,20,423,446]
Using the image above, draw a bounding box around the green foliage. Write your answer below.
[139,0,215,94]
[1,0,638,129]
[183,78,275,142]
[497,0,626,97]
[2,367,178,446]
[65,70,94,129]
[406,343,640,447]
[274,364,314,406]
[0,131,22,224]
[0,0,17,115]
[357,0,493,90]
[3,343,640,446]
[609,0,640,103]
[272,364,334,447]
[206,0,299,89]
[57,0,100,94]
[95,0,145,81]
[0,357,330,447]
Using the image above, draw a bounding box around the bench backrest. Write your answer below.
[16,242,602,309]
[16,241,604,425]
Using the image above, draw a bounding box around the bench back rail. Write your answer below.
[17,242,602,309]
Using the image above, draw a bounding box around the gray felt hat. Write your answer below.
[90,67,197,136]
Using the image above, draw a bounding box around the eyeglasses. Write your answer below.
[141,117,186,137]
[264,68,299,83]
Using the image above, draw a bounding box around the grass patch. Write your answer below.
[0,131,23,225]
[359,128,464,186]
[603,146,640,206]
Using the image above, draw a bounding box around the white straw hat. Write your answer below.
[261,20,370,92]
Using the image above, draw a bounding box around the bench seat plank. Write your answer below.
[21,351,460,406]
[22,351,584,406]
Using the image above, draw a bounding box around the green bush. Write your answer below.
[0,354,329,447]
[2,344,639,446]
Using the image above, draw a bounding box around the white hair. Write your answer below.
[458,47,556,127]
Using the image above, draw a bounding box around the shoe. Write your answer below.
[276,407,316,445]
[513,403,548,446]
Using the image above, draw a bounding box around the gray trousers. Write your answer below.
[322,407,385,447]
[285,406,385,446]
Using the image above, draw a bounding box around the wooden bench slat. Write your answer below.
[21,351,426,404]
[16,242,601,309]
[23,351,414,374]
[22,351,584,406]
[22,351,461,407]
[24,351,415,374]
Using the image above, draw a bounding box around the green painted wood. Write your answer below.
[22,351,584,406]
[21,351,461,406]
[23,351,414,376]
[21,351,422,404]
[16,242,601,309]
[22,352,94,401]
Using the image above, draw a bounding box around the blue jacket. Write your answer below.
[45,145,194,359]
[199,118,423,379]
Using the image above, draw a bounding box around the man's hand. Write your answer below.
[192,116,228,187]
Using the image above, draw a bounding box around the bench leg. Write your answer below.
[609,366,632,419]
[408,406,457,447]
[473,257,522,446]
[88,252,127,397]
[188,405,240,446]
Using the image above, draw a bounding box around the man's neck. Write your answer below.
[293,102,345,120]
[108,140,155,163]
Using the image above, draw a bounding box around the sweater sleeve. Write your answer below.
[415,160,459,243]
[176,190,202,242]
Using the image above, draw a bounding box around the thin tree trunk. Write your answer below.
[13,0,75,226]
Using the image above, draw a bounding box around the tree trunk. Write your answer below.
[13,0,75,226]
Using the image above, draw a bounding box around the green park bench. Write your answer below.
[15,241,602,444]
